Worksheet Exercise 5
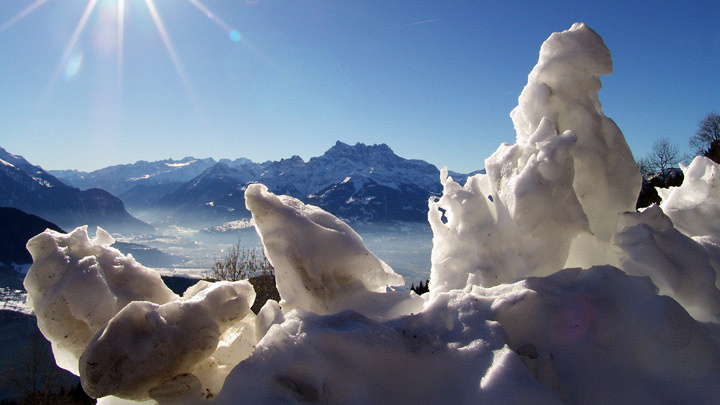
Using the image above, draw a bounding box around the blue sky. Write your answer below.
[0,0,717,173]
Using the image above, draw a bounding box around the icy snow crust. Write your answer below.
[24,23,720,404]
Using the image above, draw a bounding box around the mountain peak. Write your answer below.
[326,141,395,160]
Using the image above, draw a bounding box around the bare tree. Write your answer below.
[647,137,681,182]
[204,240,279,314]
[636,157,654,180]
[690,112,720,161]
[205,240,273,282]
[1,331,65,404]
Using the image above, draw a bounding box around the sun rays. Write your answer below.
[144,0,196,105]
[0,0,241,107]
[117,0,125,86]
[51,0,98,88]
[0,0,48,33]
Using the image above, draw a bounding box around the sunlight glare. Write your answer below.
[63,53,84,81]
[47,0,99,91]
[0,0,48,33]
[186,0,236,37]
[144,0,198,108]
[117,0,125,86]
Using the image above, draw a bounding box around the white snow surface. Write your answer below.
[659,156,720,240]
[24,23,720,404]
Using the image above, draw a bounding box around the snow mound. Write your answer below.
[24,226,176,374]
[429,23,639,294]
[24,23,720,404]
[245,183,419,318]
[659,156,720,240]
[80,280,255,400]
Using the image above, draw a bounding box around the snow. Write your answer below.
[0,158,15,167]
[244,183,417,318]
[165,160,196,168]
[79,280,255,400]
[659,156,720,240]
[24,226,176,375]
[22,23,720,404]
[202,219,254,233]
[0,287,32,315]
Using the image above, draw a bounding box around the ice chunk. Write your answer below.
[616,205,720,322]
[659,156,720,240]
[511,23,639,243]
[430,118,588,291]
[245,183,421,317]
[255,300,284,342]
[24,226,176,374]
[429,23,640,294]
[79,280,255,400]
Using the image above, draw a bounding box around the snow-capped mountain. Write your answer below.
[50,156,217,196]
[152,142,449,223]
[50,141,481,224]
[0,146,153,234]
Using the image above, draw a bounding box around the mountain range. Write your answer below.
[0,147,152,234]
[50,141,482,226]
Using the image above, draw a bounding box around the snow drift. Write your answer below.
[25,23,720,404]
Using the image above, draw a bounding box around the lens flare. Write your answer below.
[46,0,99,93]
[63,53,84,81]
[230,30,241,42]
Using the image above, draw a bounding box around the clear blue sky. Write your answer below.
[0,0,717,173]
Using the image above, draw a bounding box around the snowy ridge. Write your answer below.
[149,141,446,223]
[50,157,218,195]
[0,148,151,234]
[50,143,451,223]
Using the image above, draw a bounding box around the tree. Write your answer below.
[636,157,654,180]
[635,137,685,209]
[690,112,720,163]
[646,137,681,183]
[205,240,279,314]
[410,279,430,295]
[0,330,85,404]
[205,240,273,282]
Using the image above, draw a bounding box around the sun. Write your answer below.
[0,0,241,104]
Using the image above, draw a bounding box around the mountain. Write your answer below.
[153,162,257,225]
[298,142,442,221]
[50,156,217,196]
[0,146,153,234]
[111,241,175,268]
[50,141,481,224]
[153,142,446,223]
[0,207,64,267]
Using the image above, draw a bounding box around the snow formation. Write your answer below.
[25,23,720,404]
